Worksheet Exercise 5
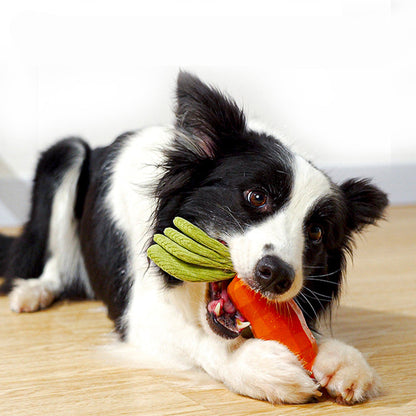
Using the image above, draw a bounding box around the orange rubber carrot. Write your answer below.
[227,276,317,374]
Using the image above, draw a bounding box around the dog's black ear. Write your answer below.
[341,178,388,233]
[175,71,246,159]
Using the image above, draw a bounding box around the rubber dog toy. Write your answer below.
[147,217,317,373]
[227,276,317,373]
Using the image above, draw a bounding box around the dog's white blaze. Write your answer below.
[229,155,332,301]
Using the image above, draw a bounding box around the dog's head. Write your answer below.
[154,72,388,338]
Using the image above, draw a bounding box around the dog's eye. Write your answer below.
[308,224,323,244]
[245,190,268,208]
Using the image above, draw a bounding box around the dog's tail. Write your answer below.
[0,234,16,293]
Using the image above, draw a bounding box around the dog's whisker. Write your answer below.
[294,297,315,322]
[298,292,319,321]
[303,265,326,269]
[273,169,290,177]
[301,292,325,315]
[302,286,333,301]
[306,269,342,279]
[305,277,341,285]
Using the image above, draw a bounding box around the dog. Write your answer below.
[0,72,388,405]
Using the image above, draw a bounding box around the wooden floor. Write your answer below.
[1,206,415,416]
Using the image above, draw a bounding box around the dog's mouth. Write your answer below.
[206,279,251,339]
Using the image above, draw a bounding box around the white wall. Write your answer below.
[0,1,415,225]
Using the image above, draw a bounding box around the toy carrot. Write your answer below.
[147,217,317,373]
[227,276,317,373]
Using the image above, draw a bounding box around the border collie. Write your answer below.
[0,72,388,405]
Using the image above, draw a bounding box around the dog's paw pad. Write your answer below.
[9,279,55,313]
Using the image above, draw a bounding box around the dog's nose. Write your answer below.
[255,255,295,295]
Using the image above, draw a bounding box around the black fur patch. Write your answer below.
[298,181,388,329]
[0,235,15,292]
[341,178,389,232]
[74,143,91,221]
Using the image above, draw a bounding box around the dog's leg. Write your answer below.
[192,336,320,404]
[8,138,93,312]
[132,319,319,403]
[312,338,382,405]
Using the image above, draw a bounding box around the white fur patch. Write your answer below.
[220,338,320,404]
[10,277,55,312]
[313,338,382,404]
[105,127,173,269]
[47,143,93,298]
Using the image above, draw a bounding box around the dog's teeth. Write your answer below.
[236,318,251,331]
[214,301,223,317]
[236,312,246,322]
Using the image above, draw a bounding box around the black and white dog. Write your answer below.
[0,72,388,405]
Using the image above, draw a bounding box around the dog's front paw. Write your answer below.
[225,339,320,404]
[313,339,381,405]
[9,279,55,313]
